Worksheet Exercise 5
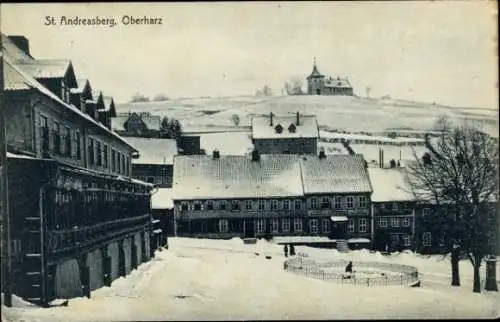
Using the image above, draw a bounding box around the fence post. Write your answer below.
[386,275,388,286]
[401,275,403,286]
[367,278,370,287]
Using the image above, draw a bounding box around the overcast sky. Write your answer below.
[1,2,498,108]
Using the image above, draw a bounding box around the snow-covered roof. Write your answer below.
[3,58,31,91]
[102,96,115,112]
[301,154,372,194]
[252,114,319,139]
[17,59,72,80]
[323,77,352,88]
[140,113,161,130]
[1,34,34,63]
[70,78,91,94]
[173,154,304,200]
[3,56,137,152]
[152,188,174,210]
[111,114,130,131]
[125,137,178,165]
[368,167,415,202]
[306,63,324,79]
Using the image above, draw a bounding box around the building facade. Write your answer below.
[306,59,354,96]
[112,112,161,138]
[172,152,373,248]
[251,112,319,155]
[3,34,155,306]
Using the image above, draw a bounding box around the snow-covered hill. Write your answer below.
[117,95,498,136]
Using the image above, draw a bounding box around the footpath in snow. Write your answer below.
[2,237,499,321]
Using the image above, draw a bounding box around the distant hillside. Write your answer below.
[116,95,498,136]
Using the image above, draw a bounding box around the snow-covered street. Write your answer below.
[2,238,499,321]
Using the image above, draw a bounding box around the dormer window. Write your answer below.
[288,123,296,133]
[274,124,283,134]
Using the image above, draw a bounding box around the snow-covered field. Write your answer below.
[117,95,498,136]
[3,238,499,321]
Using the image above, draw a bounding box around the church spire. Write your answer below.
[307,57,324,79]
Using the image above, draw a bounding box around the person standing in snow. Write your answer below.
[284,244,288,257]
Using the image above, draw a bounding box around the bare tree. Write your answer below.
[284,77,305,95]
[231,114,240,127]
[407,117,498,293]
[255,85,273,97]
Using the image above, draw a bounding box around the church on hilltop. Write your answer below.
[306,58,354,96]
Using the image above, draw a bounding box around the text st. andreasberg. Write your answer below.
[44,15,163,27]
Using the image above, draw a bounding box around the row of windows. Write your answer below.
[217,218,331,234]
[377,217,411,228]
[347,218,368,233]
[40,115,130,176]
[390,233,412,247]
[180,196,369,212]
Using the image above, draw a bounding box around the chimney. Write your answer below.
[212,149,220,159]
[296,111,300,126]
[269,112,274,126]
[251,149,260,162]
[8,36,30,57]
[318,147,326,159]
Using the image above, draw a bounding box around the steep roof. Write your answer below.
[323,77,352,89]
[17,59,76,83]
[111,113,130,131]
[307,63,324,79]
[70,78,92,94]
[1,34,34,63]
[368,167,415,202]
[3,56,137,153]
[102,95,117,116]
[124,137,178,165]
[300,154,372,194]
[152,188,174,210]
[252,114,319,139]
[3,57,32,91]
[172,154,304,200]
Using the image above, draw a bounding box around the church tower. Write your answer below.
[306,58,325,95]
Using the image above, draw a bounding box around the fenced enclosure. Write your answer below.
[284,256,419,287]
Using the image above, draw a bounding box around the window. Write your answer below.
[422,232,432,246]
[181,202,189,211]
[121,154,125,174]
[358,218,367,233]
[194,201,202,211]
[219,200,227,210]
[245,200,253,210]
[111,149,116,171]
[282,200,290,210]
[96,141,102,166]
[53,123,61,154]
[390,218,400,228]
[310,219,318,233]
[206,200,214,210]
[116,153,120,173]
[64,126,71,157]
[346,196,354,209]
[271,219,279,233]
[348,218,355,233]
[320,197,330,209]
[294,199,302,210]
[422,208,430,216]
[258,200,265,211]
[334,196,342,209]
[293,218,302,232]
[282,219,290,232]
[359,196,368,208]
[75,131,81,160]
[392,202,399,211]
[147,176,155,183]
[310,197,318,210]
[103,144,108,168]
[322,219,329,233]
[270,200,278,211]
[379,217,388,228]
[402,217,410,227]
[231,200,240,211]
[88,138,95,165]
[402,234,411,246]
[219,219,229,233]
[40,116,49,153]
[255,219,265,233]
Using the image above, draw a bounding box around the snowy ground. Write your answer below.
[2,238,499,321]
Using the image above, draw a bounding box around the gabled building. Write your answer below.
[3,34,154,306]
[112,112,161,138]
[251,112,319,155]
[306,59,354,96]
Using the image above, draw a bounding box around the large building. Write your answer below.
[172,151,372,247]
[306,59,354,96]
[251,112,319,155]
[2,34,155,305]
